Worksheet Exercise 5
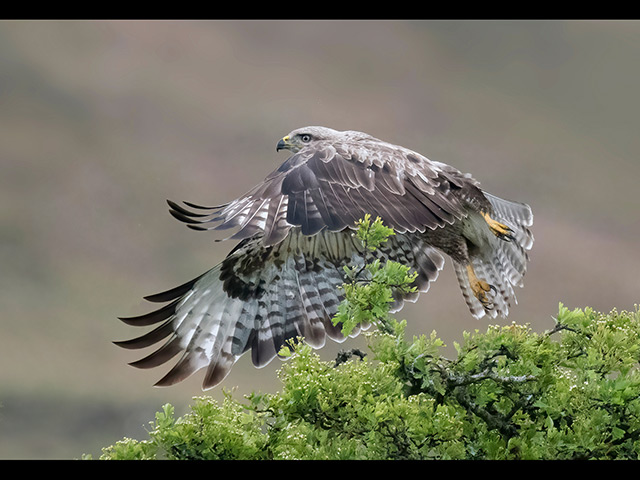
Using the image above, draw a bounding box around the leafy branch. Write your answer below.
[333,214,417,337]
[97,218,640,460]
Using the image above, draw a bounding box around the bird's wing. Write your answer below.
[168,141,474,246]
[116,228,444,390]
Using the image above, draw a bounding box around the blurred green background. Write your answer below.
[1,20,639,459]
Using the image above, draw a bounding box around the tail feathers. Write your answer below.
[453,258,515,319]
[455,192,534,319]
[485,192,533,288]
[484,191,534,250]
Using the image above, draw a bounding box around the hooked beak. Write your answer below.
[276,135,290,152]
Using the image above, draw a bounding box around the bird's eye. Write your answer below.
[300,134,312,143]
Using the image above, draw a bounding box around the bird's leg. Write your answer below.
[466,263,494,307]
[481,211,514,241]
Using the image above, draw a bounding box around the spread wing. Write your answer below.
[117,133,534,389]
[168,141,475,246]
[116,228,445,390]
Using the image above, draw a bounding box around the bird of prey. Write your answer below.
[116,126,533,390]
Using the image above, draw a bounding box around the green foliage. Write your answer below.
[333,214,417,337]
[99,219,640,460]
[101,397,270,460]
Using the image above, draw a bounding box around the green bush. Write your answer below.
[99,218,640,460]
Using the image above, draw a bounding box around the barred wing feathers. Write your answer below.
[116,229,445,389]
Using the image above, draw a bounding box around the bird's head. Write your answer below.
[276,126,339,153]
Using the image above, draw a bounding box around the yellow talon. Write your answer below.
[481,211,513,240]
[466,264,493,307]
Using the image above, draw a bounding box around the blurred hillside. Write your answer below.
[0,20,639,459]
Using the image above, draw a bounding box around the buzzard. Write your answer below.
[117,126,533,390]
